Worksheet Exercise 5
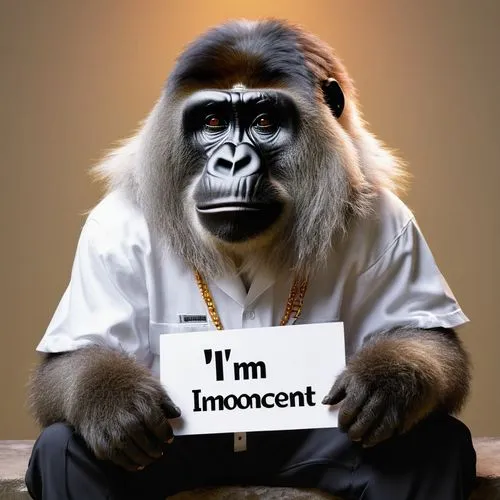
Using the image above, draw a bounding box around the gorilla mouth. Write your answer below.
[196,201,267,213]
[196,200,283,242]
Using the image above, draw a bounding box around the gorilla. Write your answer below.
[26,19,478,500]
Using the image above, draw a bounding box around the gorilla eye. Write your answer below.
[204,114,227,129]
[253,113,277,132]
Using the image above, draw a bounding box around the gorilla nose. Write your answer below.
[207,143,262,178]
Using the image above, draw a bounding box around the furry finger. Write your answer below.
[109,450,143,472]
[337,384,369,431]
[322,372,348,405]
[161,395,181,419]
[131,429,164,460]
[121,439,156,467]
[361,406,401,447]
[121,416,164,459]
[346,392,386,442]
[145,412,175,443]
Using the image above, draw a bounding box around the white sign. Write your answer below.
[160,322,345,435]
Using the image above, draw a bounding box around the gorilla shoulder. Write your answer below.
[83,189,152,259]
[338,189,416,274]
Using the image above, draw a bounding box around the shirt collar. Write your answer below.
[214,268,278,308]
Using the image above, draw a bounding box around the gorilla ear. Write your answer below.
[322,78,345,119]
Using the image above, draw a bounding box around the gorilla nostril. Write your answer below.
[213,158,233,175]
[234,155,251,170]
[207,143,262,178]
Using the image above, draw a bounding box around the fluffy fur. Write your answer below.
[28,18,480,494]
[323,328,470,446]
[93,19,407,279]
[91,17,470,448]
[29,346,179,469]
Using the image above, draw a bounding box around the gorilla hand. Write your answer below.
[74,372,180,471]
[322,328,469,448]
[30,346,181,471]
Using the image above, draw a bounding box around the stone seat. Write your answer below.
[1,439,499,499]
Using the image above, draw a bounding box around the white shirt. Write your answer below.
[37,189,468,378]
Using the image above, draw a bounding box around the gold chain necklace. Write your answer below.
[194,270,308,330]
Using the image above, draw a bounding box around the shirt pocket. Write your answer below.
[149,320,211,354]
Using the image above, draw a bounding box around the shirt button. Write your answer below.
[243,310,255,320]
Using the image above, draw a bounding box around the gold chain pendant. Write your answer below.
[194,270,308,331]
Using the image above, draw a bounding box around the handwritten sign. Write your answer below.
[160,322,345,435]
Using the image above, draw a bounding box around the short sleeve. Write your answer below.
[37,217,151,362]
[343,217,469,352]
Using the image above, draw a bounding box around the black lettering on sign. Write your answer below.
[196,349,317,414]
[224,395,237,410]
[234,361,267,380]
[192,389,202,412]
[305,385,316,406]
[191,386,317,412]
[275,392,288,408]
[204,349,231,381]
[262,393,274,409]
[204,349,268,382]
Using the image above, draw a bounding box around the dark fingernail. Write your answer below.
[322,397,330,404]
[167,437,174,444]
[137,466,145,471]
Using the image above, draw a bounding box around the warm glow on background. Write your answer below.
[1,0,499,439]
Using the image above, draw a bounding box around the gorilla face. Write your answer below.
[127,19,359,278]
[183,89,299,242]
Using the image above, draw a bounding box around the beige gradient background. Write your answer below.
[1,0,498,439]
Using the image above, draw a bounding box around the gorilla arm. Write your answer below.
[323,327,470,447]
[29,346,180,470]
[28,212,181,471]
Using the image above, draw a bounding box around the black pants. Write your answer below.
[26,413,476,500]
